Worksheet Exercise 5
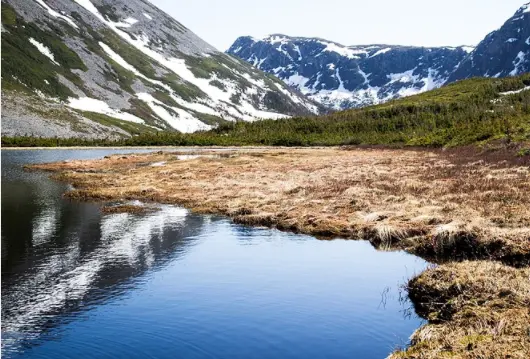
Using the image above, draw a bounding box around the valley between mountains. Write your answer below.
[2,1,530,139]
[2,1,530,359]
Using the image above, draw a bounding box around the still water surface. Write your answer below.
[1,149,427,359]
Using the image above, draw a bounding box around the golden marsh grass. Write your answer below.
[29,147,530,358]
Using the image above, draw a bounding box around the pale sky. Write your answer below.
[149,0,526,51]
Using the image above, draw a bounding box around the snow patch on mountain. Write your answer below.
[34,0,78,29]
[388,69,418,84]
[273,83,302,104]
[29,38,59,65]
[228,34,472,109]
[100,42,140,76]
[370,48,392,57]
[123,17,138,25]
[319,41,365,59]
[499,85,530,95]
[267,35,290,45]
[68,97,146,124]
[287,73,310,89]
[136,93,211,133]
[510,51,527,75]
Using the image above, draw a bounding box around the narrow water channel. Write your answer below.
[1,149,427,359]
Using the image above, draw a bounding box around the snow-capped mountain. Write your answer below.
[448,3,530,82]
[227,3,530,110]
[227,35,473,110]
[1,0,320,138]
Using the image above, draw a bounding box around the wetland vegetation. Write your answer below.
[28,147,530,358]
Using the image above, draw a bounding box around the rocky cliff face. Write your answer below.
[1,0,320,138]
[448,3,530,82]
[227,3,530,110]
[228,35,472,110]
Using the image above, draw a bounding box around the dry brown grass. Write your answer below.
[391,261,530,359]
[100,203,158,214]
[29,147,530,358]
[30,147,530,265]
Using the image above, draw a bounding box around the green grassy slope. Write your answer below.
[1,4,87,100]
[3,74,530,150]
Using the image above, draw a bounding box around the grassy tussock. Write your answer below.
[390,261,530,358]
[101,204,158,214]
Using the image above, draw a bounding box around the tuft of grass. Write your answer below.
[101,203,159,214]
[390,261,530,358]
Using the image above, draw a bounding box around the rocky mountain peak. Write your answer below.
[448,2,530,82]
[228,3,529,110]
[1,0,321,139]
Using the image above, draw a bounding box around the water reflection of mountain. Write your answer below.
[1,167,207,356]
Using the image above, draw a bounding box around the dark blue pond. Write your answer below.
[1,149,427,359]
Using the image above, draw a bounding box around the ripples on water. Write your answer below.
[1,149,427,359]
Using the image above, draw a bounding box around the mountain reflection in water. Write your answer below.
[1,149,205,355]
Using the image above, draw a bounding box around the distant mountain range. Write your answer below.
[2,1,528,139]
[227,3,530,110]
[1,0,320,139]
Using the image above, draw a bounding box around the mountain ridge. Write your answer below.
[448,2,530,82]
[228,34,473,110]
[1,0,321,139]
[227,3,530,110]
[241,33,475,51]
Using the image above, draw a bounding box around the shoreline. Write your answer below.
[1,145,270,150]
[29,147,530,358]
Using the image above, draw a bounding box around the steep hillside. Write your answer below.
[1,0,320,138]
[5,74,530,150]
[448,3,530,81]
[227,3,530,110]
[227,35,472,110]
